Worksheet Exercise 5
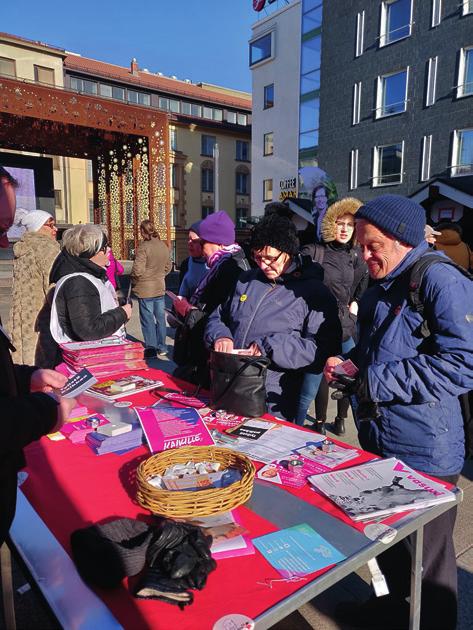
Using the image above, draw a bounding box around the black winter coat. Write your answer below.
[49,251,127,341]
[302,242,368,341]
[0,323,58,544]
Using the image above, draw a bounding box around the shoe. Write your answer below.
[335,596,409,629]
[333,416,346,436]
[313,420,326,435]
[157,349,167,357]
[144,348,157,359]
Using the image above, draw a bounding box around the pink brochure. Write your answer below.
[135,406,214,453]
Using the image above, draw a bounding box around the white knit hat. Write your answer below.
[20,210,53,232]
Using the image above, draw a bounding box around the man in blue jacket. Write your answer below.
[325,194,473,630]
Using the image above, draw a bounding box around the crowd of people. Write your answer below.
[1,160,473,629]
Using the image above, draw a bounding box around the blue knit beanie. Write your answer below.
[356,195,426,247]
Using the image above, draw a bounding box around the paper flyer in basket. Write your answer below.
[308,457,456,521]
[135,405,215,452]
[253,523,345,577]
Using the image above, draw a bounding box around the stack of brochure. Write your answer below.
[60,337,146,378]
[86,425,143,455]
[308,457,456,521]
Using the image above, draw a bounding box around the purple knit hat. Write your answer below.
[196,211,235,246]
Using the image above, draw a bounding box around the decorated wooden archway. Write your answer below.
[0,75,169,258]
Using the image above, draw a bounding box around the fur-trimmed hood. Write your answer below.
[320,197,362,243]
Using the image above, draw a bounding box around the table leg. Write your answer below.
[409,526,423,630]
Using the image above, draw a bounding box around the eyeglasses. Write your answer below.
[253,251,285,267]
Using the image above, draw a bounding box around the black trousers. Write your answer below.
[376,473,459,630]
[0,474,18,546]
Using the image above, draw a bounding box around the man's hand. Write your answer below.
[30,369,67,393]
[214,338,234,353]
[323,356,344,382]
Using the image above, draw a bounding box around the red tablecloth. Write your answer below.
[22,369,375,630]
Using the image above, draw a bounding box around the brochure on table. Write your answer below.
[308,457,456,521]
[86,375,163,400]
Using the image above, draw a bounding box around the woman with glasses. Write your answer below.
[10,210,60,365]
[46,224,131,352]
[295,198,368,434]
[205,214,340,422]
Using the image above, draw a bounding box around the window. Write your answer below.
[301,34,321,76]
[353,81,361,125]
[201,135,216,157]
[457,47,473,98]
[302,4,323,34]
[236,171,249,195]
[236,208,248,228]
[426,57,438,107]
[34,65,55,85]
[87,160,93,182]
[158,97,169,110]
[421,135,432,181]
[226,111,237,124]
[432,0,442,27]
[201,165,214,192]
[169,99,180,113]
[181,102,191,116]
[70,76,96,94]
[191,103,202,117]
[373,142,404,186]
[355,11,365,57]
[264,132,274,156]
[88,199,95,223]
[380,0,412,47]
[462,0,473,15]
[54,189,63,208]
[202,206,213,219]
[236,140,249,161]
[203,106,213,120]
[99,83,112,98]
[301,69,320,95]
[170,128,177,151]
[171,204,178,227]
[263,179,273,202]
[112,86,125,100]
[171,164,179,189]
[237,113,248,126]
[376,69,408,117]
[128,90,150,106]
[451,128,473,176]
[249,33,273,66]
[0,57,16,77]
[264,84,274,109]
[350,149,359,190]
[213,109,223,122]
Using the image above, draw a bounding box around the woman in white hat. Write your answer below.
[9,210,60,365]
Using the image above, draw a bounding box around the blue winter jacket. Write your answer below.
[350,241,473,476]
[205,257,341,421]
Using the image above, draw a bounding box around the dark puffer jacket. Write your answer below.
[205,257,341,420]
[49,250,127,341]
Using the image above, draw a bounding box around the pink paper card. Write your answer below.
[136,406,215,452]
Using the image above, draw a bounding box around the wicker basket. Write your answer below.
[136,446,255,518]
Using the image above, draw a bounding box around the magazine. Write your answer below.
[85,375,163,400]
[308,457,456,522]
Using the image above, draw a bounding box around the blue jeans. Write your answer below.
[294,337,356,426]
[138,296,167,353]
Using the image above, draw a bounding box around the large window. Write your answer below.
[355,12,365,58]
[426,57,438,106]
[236,140,249,161]
[0,57,16,77]
[249,33,273,66]
[201,135,216,157]
[264,84,274,109]
[263,179,273,202]
[201,165,214,192]
[373,142,404,186]
[34,65,55,85]
[451,129,473,176]
[236,171,249,195]
[264,132,274,156]
[457,48,473,98]
[376,69,408,117]
[380,0,412,47]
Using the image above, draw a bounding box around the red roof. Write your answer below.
[64,55,252,111]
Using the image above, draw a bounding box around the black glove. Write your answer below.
[329,373,381,421]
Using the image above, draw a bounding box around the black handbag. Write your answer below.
[209,350,270,417]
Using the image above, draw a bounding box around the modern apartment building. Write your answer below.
[250,0,473,239]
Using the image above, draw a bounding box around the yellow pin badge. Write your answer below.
[240,294,248,302]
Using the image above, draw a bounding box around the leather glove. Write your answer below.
[329,373,381,421]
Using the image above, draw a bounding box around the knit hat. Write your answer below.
[196,211,235,246]
[250,214,299,256]
[189,220,202,234]
[356,195,426,247]
[19,210,52,232]
[321,197,362,243]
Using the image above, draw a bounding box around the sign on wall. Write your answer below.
[279,177,297,201]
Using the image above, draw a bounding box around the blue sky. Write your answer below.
[3,0,266,92]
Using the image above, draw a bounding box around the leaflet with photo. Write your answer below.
[86,375,163,400]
